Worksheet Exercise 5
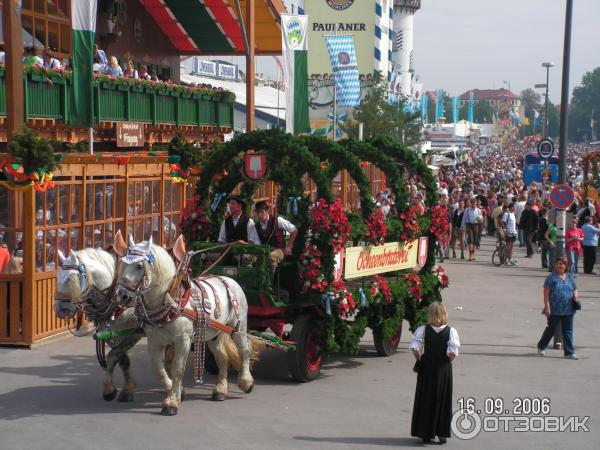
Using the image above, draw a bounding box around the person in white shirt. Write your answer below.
[514,193,527,247]
[253,200,297,273]
[217,196,259,245]
[501,202,518,265]
[410,302,460,445]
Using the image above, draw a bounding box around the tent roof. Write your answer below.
[140,0,285,55]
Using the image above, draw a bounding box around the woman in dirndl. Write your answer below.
[410,302,460,445]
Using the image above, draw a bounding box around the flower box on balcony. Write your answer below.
[50,77,65,84]
[116,84,129,91]
[201,94,213,101]
[181,92,192,99]
[131,85,144,93]
[157,89,170,96]
[30,73,46,82]
[101,82,116,90]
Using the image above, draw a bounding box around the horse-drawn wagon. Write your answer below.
[52,129,450,415]
[188,128,449,382]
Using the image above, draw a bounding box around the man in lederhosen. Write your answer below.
[218,195,259,245]
[253,200,298,274]
[218,196,259,266]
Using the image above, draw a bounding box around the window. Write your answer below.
[21,0,71,58]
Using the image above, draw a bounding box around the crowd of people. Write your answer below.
[434,141,600,272]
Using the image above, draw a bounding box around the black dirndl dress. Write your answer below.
[411,325,453,440]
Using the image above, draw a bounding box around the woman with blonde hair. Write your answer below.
[410,301,460,445]
[105,56,123,77]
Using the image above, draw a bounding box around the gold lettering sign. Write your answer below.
[343,241,418,279]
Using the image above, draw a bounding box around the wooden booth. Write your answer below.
[0,155,191,346]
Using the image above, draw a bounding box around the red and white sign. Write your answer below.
[333,249,344,281]
[244,152,267,181]
[417,236,429,269]
[549,184,575,210]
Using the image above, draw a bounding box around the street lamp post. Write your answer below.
[556,0,574,259]
[541,62,555,137]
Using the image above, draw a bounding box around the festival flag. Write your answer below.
[435,89,444,121]
[281,14,310,134]
[324,35,361,107]
[70,0,97,127]
[467,91,474,123]
[533,109,541,127]
[452,96,459,123]
[421,95,429,123]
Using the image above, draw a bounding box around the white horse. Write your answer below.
[54,239,143,403]
[115,235,256,416]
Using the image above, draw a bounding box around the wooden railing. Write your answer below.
[0,275,25,343]
[0,71,234,129]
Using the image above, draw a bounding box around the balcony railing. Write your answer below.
[0,70,234,129]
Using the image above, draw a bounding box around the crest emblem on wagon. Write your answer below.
[243,152,267,181]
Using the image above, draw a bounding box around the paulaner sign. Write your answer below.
[304,0,373,75]
[344,241,418,279]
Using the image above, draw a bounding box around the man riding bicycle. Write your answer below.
[500,203,519,266]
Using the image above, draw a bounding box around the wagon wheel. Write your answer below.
[373,321,403,357]
[287,314,322,382]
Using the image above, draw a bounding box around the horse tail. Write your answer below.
[250,340,264,364]
[218,333,242,372]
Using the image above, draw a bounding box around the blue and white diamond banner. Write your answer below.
[324,35,361,107]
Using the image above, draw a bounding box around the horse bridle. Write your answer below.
[116,251,155,308]
[55,262,89,302]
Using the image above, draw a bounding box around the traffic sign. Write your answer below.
[537,138,554,160]
[549,184,575,210]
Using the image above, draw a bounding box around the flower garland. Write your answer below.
[332,279,356,317]
[370,275,393,303]
[365,210,387,246]
[299,244,325,292]
[309,198,350,252]
[398,205,420,242]
[429,205,451,245]
[435,266,450,289]
[299,199,355,317]
[406,273,423,303]
[180,195,212,243]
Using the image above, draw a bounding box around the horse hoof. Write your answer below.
[103,389,118,402]
[180,388,186,402]
[212,392,226,402]
[160,405,178,416]
[244,383,254,394]
[117,391,134,403]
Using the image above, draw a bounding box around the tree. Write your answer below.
[459,101,496,123]
[569,67,600,142]
[520,88,543,113]
[343,72,421,146]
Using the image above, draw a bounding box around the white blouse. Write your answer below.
[409,324,460,356]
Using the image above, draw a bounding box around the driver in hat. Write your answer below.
[253,200,298,273]
[217,195,260,245]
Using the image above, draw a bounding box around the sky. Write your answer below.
[413,0,600,102]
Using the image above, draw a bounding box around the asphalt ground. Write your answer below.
[0,236,598,450]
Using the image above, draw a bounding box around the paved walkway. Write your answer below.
[0,237,598,449]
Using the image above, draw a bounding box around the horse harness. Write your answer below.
[58,259,129,369]
[121,249,242,383]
